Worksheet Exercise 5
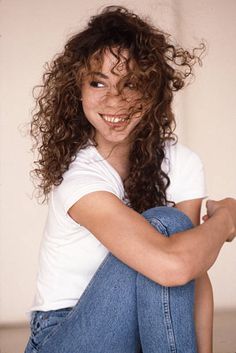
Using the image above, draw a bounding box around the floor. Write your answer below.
[0,310,235,353]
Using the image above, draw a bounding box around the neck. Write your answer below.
[95,139,131,180]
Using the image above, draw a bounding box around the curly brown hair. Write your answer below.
[31,5,204,213]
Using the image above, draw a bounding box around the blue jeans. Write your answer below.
[24,207,197,353]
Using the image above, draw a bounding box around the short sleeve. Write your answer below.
[53,147,123,214]
[53,172,122,215]
[164,143,207,204]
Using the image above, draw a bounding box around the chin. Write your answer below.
[104,134,129,145]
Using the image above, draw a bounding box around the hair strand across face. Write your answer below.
[30,5,205,212]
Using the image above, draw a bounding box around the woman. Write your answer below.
[25,6,236,353]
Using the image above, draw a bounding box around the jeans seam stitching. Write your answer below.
[162,287,177,353]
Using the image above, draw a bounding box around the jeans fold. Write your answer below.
[24,206,197,353]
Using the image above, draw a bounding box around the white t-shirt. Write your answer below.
[31,141,206,312]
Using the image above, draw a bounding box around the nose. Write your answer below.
[101,85,124,105]
[109,84,120,96]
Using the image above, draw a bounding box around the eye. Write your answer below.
[89,81,105,88]
[124,82,136,90]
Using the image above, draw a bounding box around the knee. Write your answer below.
[142,206,193,237]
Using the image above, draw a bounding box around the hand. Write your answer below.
[202,198,236,242]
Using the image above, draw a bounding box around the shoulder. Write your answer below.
[53,145,124,213]
[164,140,202,167]
[163,140,204,175]
[163,140,207,203]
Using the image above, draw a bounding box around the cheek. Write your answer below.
[82,98,99,117]
[82,91,104,110]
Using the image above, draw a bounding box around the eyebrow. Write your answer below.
[89,71,109,79]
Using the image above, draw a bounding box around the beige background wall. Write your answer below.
[1,0,235,324]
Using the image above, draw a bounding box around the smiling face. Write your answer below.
[81,49,144,149]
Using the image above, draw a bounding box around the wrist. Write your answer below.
[214,207,235,241]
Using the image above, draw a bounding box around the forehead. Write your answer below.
[89,48,132,76]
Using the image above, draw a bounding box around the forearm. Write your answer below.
[194,273,214,353]
[70,193,236,287]
[169,208,234,282]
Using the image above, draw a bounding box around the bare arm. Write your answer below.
[69,192,236,287]
[176,199,213,353]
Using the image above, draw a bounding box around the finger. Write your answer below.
[202,215,209,222]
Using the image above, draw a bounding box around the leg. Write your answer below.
[137,206,197,353]
[24,254,141,353]
[24,206,196,353]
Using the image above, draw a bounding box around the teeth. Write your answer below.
[101,115,128,123]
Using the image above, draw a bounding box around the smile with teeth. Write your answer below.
[99,114,129,124]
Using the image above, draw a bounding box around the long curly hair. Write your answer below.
[31,5,204,213]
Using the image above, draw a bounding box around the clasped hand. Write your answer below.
[202,198,236,242]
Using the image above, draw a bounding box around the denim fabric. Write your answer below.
[27,308,73,352]
[24,206,197,353]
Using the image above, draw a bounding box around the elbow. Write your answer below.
[154,255,195,287]
[174,256,195,286]
[173,265,194,287]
